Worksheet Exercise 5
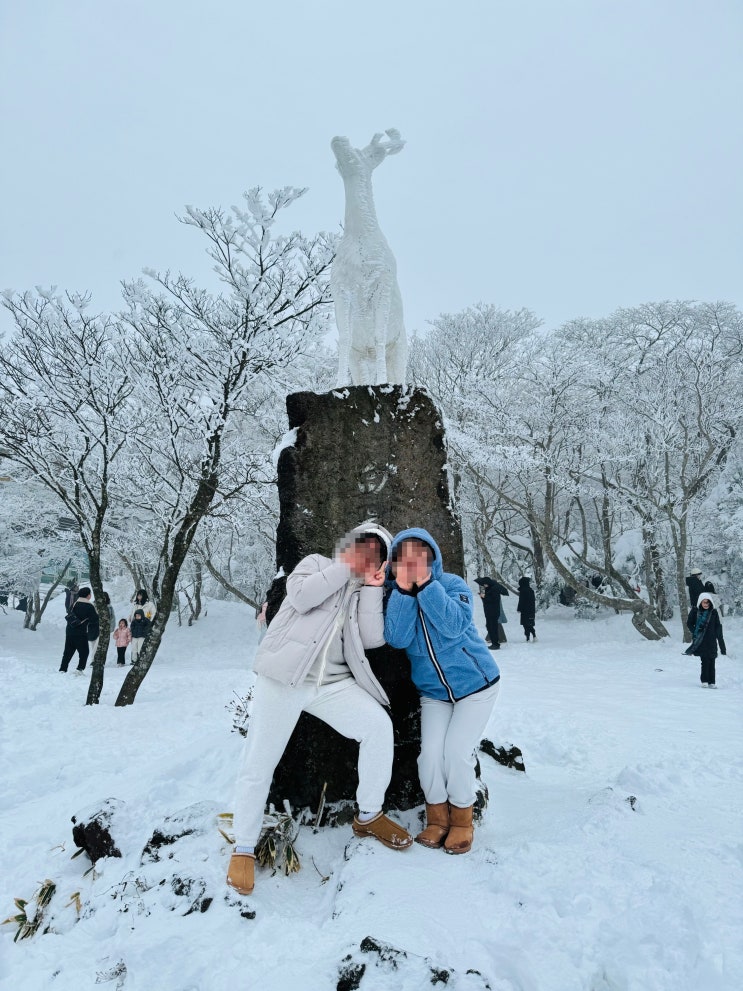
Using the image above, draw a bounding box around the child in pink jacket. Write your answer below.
[112,619,132,666]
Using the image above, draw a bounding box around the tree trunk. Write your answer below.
[115,473,218,706]
[85,537,110,706]
[29,558,72,631]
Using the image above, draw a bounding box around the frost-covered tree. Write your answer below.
[0,292,133,700]
[560,301,743,637]
[412,300,743,640]
[112,187,334,706]
[0,470,79,630]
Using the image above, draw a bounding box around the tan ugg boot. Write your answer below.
[352,812,413,849]
[415,802,450,849]
[444,804,474,855]
[226,853,255,895]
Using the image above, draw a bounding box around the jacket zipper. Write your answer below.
[418,608,456,702]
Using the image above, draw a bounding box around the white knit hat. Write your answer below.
[697,591,717,609]
[689,567,703,576]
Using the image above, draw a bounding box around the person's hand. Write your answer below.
[365,565,386,587]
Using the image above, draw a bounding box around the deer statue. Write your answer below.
[330,129,408,386]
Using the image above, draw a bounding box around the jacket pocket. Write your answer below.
[462,647,488,682]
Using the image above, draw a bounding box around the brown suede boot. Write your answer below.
[415,802,450,849]
[226,853,255,894]
[352,812,413,849]
[444,804,474,855]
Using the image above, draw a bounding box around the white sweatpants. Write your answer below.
[131,637,144,663]
[232,674,394,847]
[418,682,500,809]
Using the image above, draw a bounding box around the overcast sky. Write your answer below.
[1,0,741,340]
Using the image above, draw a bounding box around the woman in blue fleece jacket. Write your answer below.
[384,527,500,855]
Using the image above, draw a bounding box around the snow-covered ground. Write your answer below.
[1,595,741,991]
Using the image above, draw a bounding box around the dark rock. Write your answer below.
[141,802,218,863]
[170,875,212,915]
[267,386,463,813]
[479,739,525,773]
[359,936,405,968]
[71,798,123,863]
[341,937,492,988]
[337,956,366,991]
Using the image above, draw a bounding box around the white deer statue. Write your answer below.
[330,129,408,386]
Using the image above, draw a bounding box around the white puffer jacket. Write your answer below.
[252,523,392,706]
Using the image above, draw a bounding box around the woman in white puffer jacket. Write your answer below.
[227,522,413,897]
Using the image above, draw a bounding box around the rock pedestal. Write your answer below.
[266,386,464,814]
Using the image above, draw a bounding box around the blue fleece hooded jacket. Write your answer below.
[384,528,500,702]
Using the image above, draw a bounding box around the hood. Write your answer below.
[696,591,717,609]
[133,609,145,619]
[518,576,531,588]
[386,527,443,582]
[335,520,393,561]
[475,577,495,587]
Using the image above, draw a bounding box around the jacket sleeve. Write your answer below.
[415,576,473,638]
[87,606,100,641]
[384,587,421,648]
[716,616,726,655]
[357,585,385,649]
[686,608,696,634]
[286,556,352,614]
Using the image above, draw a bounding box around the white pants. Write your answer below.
[232,674,394,847]
[131,637,145,663]
[418,682,500,809]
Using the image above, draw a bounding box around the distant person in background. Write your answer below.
[59,587,99,674]
[474,576,509,650]
[517,576,536,642]
[129,608,151,664]
[103,591,116,630]
[64,580,80,613]
[685,567,705,609]
[685,592,726,688]
[130,589,156,623]
[112,618,132,666]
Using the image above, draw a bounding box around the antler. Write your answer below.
[366,129,405,158]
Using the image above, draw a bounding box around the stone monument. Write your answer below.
[264,133,473,820]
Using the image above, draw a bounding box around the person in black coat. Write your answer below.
[685,592,726,688]
[517,576,536,642]
[475,577,509,650]
[59,587,99,673]
[685,568,705,608]
[129,608,152,665]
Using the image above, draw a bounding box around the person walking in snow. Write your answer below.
[59,587,99,674]
[112,618,132,666]
[227,523,413,898]
[685,592,726,688]
[475,576,509,650]
[384,528,500,856]
[129,608,151,664]
[517,576,536,642]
